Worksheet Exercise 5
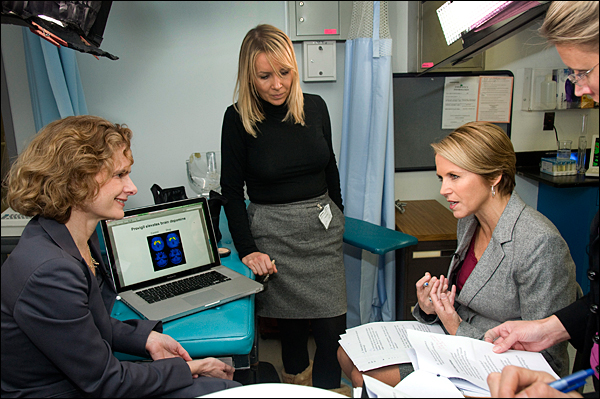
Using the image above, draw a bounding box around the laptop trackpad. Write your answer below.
[183,290,222,306]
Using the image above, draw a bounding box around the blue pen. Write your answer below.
[548,368,594,393]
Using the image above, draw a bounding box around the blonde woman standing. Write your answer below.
[220,25,347,391]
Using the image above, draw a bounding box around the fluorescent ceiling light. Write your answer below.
[37,14,66,27]
[437,1,512,46]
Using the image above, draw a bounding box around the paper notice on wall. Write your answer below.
[442,75,514,130]
[477,76,513,123]
[442,77,480,129]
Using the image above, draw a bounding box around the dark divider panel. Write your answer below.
[393,71,513,172]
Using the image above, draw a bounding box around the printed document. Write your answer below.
[362,371,465,398]
[441,75,514,129]
[406,330,559,397]
[338,321,445,372]
[476,76,513,123]
[442,77,480,129]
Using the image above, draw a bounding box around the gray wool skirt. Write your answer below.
[248,193,347,319]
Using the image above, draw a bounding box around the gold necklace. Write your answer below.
[87,246,99,275]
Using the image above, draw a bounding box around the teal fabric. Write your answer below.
[22,27,88,132]
[343,217,417,256]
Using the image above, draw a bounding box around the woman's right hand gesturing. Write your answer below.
[416,272,440,315]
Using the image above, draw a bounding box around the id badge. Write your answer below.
[319,204,332,230]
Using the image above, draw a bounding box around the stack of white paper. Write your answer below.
[338,321,445,372]
[405,330,560,397]
[361,370,465,398]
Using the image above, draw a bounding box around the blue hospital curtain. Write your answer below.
[339,1,396,328]
[22,28,88,132]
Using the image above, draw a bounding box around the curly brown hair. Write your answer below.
[5,115,133,223]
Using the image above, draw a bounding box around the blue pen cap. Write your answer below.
[548,368,594,392]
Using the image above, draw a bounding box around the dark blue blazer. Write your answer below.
[1,216,195,397]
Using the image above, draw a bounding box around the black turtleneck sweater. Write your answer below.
[220,93,344,259]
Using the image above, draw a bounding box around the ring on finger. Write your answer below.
[428,297,432,302]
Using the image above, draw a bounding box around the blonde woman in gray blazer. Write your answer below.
[337,122,576,388]
[411,123,576,378]
[413,191,576,375]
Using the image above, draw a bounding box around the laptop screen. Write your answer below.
[101,197,220,292]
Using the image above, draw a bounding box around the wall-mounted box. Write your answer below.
[303,41,336,82]
[287,1,352,41]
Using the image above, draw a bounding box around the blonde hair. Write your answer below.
[431,122,516,197]
[233,24,304,137]
[540,1,599,51]
[5,115,133,223]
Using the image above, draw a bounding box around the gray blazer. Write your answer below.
[413,192,577,377]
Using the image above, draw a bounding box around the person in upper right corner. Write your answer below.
[485,209,598,398]
[484,2,599,397]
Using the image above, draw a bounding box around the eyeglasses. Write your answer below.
[567,63,599,86]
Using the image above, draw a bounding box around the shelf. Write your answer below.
[516,150,598,188]
[517,167,597,188]
[516,148,598,188]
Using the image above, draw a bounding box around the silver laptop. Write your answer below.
[101,196,263,322]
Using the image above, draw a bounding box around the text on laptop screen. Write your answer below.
[104,202,216,288]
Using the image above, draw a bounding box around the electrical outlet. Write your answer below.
[543,112,555,131]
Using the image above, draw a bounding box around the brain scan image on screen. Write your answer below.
[150,237,165,252]
[169,248,183,264]
[166,233,181,248]
[147,231,187,271]
[154,251,168,268]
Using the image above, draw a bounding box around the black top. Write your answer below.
[554,211,599,395]
[220,93,343,259]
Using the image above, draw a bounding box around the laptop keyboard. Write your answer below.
[136,271,231,304]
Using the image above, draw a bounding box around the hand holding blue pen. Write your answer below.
[548,368,594,393]
[487,365,588,397]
